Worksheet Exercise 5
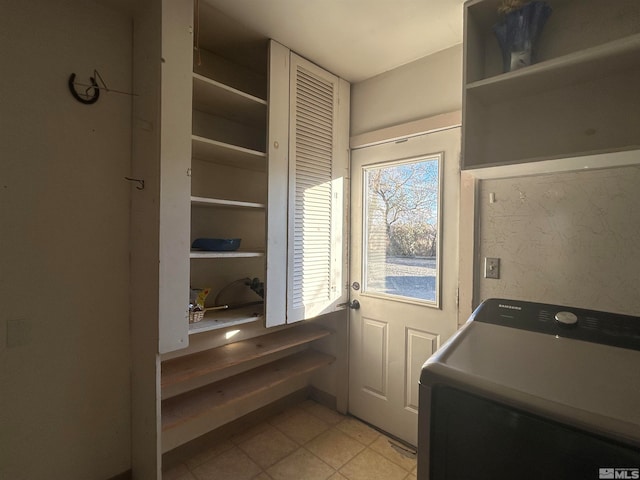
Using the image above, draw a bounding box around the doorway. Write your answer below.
[348,127,461,446]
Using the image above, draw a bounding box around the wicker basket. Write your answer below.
[189,304,229,323]
[189,310,205,324]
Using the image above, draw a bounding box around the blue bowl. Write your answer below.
[191,238,241,251]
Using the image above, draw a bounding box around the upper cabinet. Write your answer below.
[158,1,349,352]
[462,0,640,170]
[267,43,350,327]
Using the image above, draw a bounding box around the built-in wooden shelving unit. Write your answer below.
[161,325,335,452]
[163,324,331,391]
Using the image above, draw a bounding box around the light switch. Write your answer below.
[484,257,500,279]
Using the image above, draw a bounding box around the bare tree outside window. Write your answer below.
[364,157,440,303]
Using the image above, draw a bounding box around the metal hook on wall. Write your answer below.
[68,69,137,105]
[124,177,145,190]
[68,73,100,104]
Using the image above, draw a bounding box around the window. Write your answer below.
[363,155,441,305]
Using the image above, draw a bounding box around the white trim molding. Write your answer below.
[350,110,462,149]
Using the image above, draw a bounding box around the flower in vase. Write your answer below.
[498,0,526,15]
[493,1,552,72]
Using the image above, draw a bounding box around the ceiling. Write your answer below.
[202,0,465,83]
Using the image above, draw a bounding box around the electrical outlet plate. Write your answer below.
[484,257,500,279]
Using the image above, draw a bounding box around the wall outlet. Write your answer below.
[484,257,500,279]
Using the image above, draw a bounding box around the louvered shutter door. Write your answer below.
[287,54,347,322]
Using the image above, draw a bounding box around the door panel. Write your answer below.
[349,127,460,446]
[405,328,439,412]
[361,317,389,397]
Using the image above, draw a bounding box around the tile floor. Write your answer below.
[164,399,417,480]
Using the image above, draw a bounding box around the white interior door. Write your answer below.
[348,127,460,446]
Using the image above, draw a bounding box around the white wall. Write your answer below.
[477,165,640,316]
[0,1,132,478]
[350,44,462,136]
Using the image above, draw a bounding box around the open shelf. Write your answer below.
[187,304,264,335]
[192,135,266,167]
[161,349,335,451]
[194,47,267,101]
[162,324,331,389]
[189,250,264,259]
[466,33,640,104]
[191,196,265,209]
[463,149,640,180]
[462,0,640,170]
[192,73,266,127]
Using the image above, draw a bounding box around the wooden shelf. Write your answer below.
[194,47,267,101]
[187,304,264,335]
[192,73,266,127]
[162,324,331,389]
[189,250,264,259]
[191,196,265,209]
[192,135,266,168]
[162,350,334,431]
[464,149,640,180]
[466,33,640,104]
[161,349,334,451]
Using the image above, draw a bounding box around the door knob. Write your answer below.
[338,300,360,310]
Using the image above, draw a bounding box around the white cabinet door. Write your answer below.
[158,0,193,353]
[265,40,290,328]
[286,53,349,323]
[266,43,350,327]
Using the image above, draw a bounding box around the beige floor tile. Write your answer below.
[231,421,273,445]
[238,424,298,468]
[163,463,196,480]
[184,440,234,470]
[192,446,261,480]
[305,429,366,469]
[270,409,329,445]
[334,418,379,446]
[339,449,407,480]
[328,473,348,480]
[303,402,346,425]
[267,405,306,425]
[368,436,416,472]
[404,473,417,480]
[253,473,273,480]
[298,399,320,410]
[267,448,335,480]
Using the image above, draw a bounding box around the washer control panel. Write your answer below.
[472,298,640,351]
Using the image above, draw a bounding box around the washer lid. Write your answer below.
[422,299,640,445]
